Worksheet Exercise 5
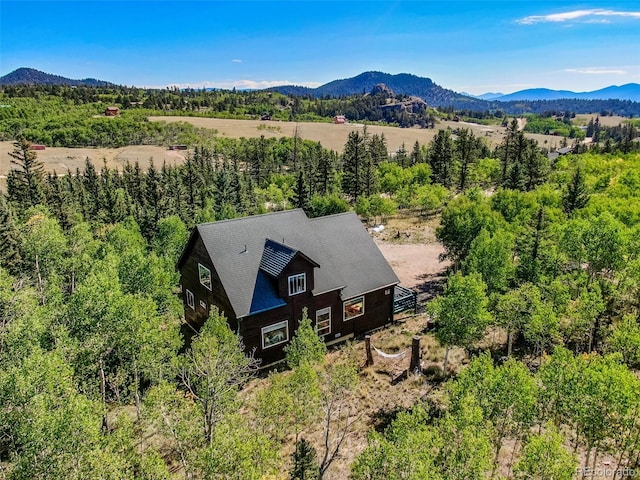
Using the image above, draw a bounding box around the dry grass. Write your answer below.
[148,115,564,153]
[574,114,629,127]
[0,115,569,191]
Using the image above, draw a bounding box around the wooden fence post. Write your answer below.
[365,335,374,367]
[410,335,421,373]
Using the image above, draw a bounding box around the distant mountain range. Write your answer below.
[0,67,114,87]
[268,71,640,106]
[2,67,639,113]
[268,71,482,109]
[489,84,640,102]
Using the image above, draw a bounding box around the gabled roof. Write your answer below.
[259,239,297,278]
[179,209,399,318]
[259,239,319,278]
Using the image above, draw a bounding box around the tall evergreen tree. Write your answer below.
[6,137,45,211]
[341,131,367,200]
[410,140,422,165]
[455,129,482,192]
[293,170,312,213]
[563,166,590,215]
[0,195,22,274]
[429,130,454,187]
[395,143,409,168]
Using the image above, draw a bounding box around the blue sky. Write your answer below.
[1,1,639,94]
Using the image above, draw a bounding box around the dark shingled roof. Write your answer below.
[259,239,298,278]
[189,209,399,318]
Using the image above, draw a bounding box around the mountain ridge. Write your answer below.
[0,67,115,87]
[267,71,481,109]
[494,84,640,102]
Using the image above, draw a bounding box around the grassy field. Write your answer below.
[0,115,571,189]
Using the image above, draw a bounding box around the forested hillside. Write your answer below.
[1,84,640,479]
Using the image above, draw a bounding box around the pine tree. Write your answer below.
[7,137,45,211]
[368,133,388,166]
[429,130,454,187]
[293,170,312,213]
[455,129,481,192]
[563,166,589,215]
[0,195,22,274]
[410,140,422,165]
[290,438,319,480]
[395,142,409,168]
[341,131,367,201]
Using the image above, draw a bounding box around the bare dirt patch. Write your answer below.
[371,215,450,305]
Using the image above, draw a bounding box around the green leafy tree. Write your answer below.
[608,315,640,368]
[495,283,558,357]
[436,194,503,269]
[463,228,515,295]
[563,286,605,353]
[513,425,577,480]
[285,308,327,369]
[180,307,259,446]
[448,354,538,471]
[428,272,491,375]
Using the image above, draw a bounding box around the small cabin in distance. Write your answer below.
[333,115,347,124]
[104,106,120,116]
[176,209,400,366]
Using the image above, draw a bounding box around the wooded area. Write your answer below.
[1,84,640,479]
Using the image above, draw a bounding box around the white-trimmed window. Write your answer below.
[185,289,195,310]
[344,296,365,320]
[198,263,212,290]
[288,273,306,296]
[262,321,289,349]
[316,307,331,337]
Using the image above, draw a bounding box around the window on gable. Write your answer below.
[186,289,195,310]
[262,320,289,349]
[316,307,331,337]
[344,296,365,320]
[288,273,306,296]
[198,263,212,290]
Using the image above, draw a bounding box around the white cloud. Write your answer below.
[517,9,640,25]
[159,79,322,90]
[565,67,627,75]
[231,59,242,63]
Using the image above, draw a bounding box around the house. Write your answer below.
[176,209,400,365]
[547,145,574,161]
[104,106,120,116]
[333,115,347,124]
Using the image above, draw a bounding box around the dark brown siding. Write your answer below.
[179,235,237,331]
[348,287,395,336]
[277,255,316,299]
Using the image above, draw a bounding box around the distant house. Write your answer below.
[176,209,400,365]
[260,113,272,121]
[548,145,574,161]
[29,144,46,151]
[333,115,347,124]
[104,106,120,116]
